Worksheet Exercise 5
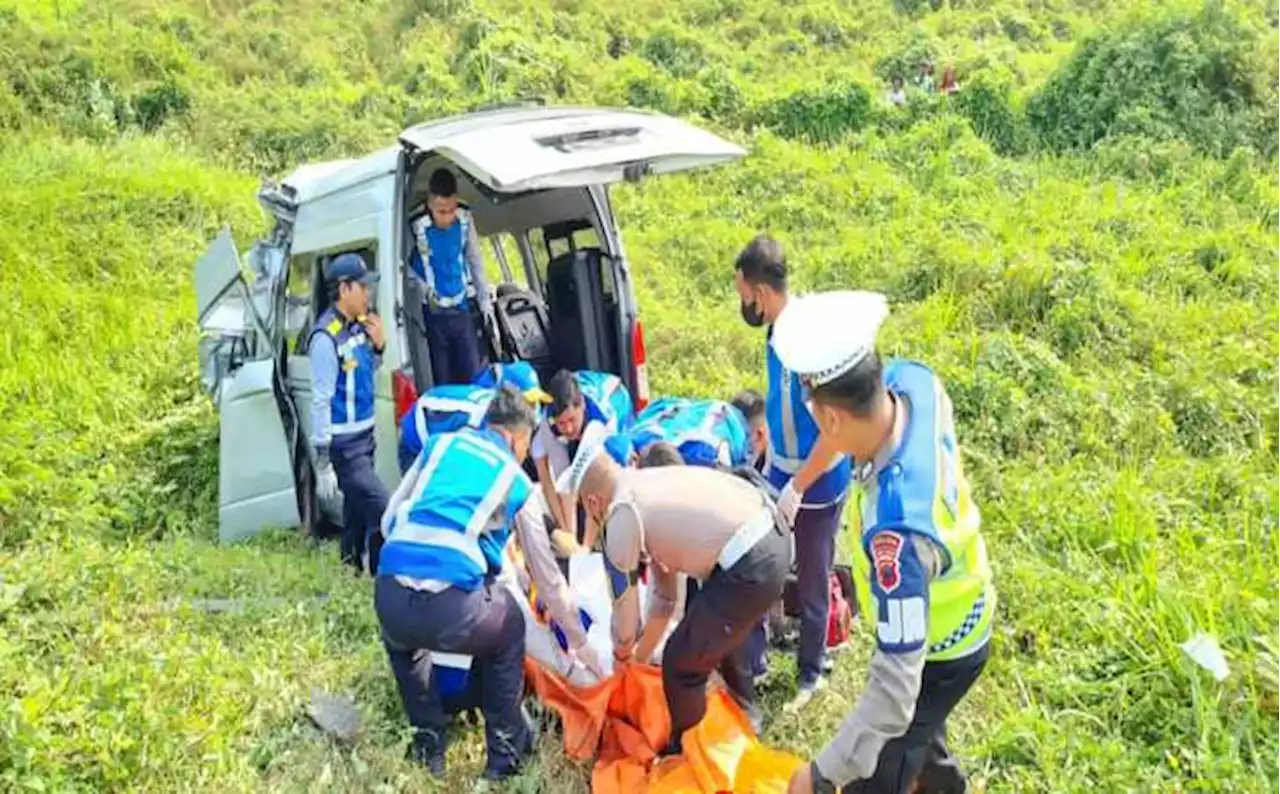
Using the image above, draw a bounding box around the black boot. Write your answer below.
[407,729,446,777]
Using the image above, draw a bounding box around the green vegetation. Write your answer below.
[1,0,1276,792]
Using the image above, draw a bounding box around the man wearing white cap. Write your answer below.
[558,422,792,751]
[770,291,995,794]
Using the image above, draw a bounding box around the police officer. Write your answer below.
[629,396,752,469]
[409,168,493,385]
[562,423,792,750]
[376,386,606,780]
[532,369,636,547]
[398,361,552,474]
[734,233,852,704]
[771,291,995,794]
[309,252,388,575]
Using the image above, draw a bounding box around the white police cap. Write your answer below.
[555,420,611,495]
[771,290,890,387]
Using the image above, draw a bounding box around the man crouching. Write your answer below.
[559,423,792,753]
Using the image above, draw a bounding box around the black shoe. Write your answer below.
[407,731,446,777]
[481,705,537,781]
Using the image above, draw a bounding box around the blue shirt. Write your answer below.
[380,427,534,590]
[309,308,380,451]
[630,397,750,468]
[398,385,495,474]
[408,210,489,310]
[765,325,851,506]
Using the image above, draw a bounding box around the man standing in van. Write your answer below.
[409,168,493,385]
[733,234,852,706]
[309,253,389,575]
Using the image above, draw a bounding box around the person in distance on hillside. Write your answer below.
[376,386,605,781]
[308,252,389,576]
[771,291,995,794]
[532,368,635,548]
[560,423,792,749]
[734,233,852,706]
[408,168,492,385]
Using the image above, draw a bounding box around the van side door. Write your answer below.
[195,227,301,542]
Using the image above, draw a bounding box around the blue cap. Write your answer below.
[325,253,379,285]
[498,362,552,405]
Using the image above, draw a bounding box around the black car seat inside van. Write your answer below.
[545,247,620,377]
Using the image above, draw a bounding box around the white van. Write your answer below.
[194,105,746,543]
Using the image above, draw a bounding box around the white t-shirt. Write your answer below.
[532,420,573,478]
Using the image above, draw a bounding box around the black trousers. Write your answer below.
[425,305,482,386]
[374,576,531,776]
[331,430,389,574]
[844,642,990,794]
[662,523,791,744]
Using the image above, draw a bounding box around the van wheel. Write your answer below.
[293,435,342,541]
[293,436,320,539]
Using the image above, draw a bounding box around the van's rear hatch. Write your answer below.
[399,107,746,193]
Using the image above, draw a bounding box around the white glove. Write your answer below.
[316,462,339,504]
[777,480,801,528]
[572,641,607,683]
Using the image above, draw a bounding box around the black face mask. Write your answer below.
[740,298,765,328]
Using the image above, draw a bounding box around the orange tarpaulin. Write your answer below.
[524,660,804,793]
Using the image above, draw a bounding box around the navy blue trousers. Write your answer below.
[331,429,389,575]
[374,576,531,777]
[794,497,845,685]
[425,305,482,386]
[842,643,990,794]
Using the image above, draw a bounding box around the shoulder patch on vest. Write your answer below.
[326,318,343,336]
[871,531,904,595]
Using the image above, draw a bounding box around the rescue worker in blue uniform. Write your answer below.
[308,253,388,575]
[376,386,606,781]
[408,168,492,385]
[772,291,995,794]
[629,396,752,469]
[397,361,552,475]
[734,234,852,704]
[532,369,636,548]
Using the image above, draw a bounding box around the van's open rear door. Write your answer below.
[399,107,746,193]
[195,227,300,542]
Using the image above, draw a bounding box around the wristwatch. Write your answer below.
[810,762,836,794]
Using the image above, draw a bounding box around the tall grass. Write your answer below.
[0,0,1275,791]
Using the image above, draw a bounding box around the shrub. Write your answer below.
[1027,7,1278,157]
[950,74,1027,155]
[751,82,874,144]
[641,27,711,79]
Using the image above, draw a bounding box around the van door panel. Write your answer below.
[193,227,300,542]
[215,360,300,542]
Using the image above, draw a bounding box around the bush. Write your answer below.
[641,27,711,79]
[950,74,1027,155]
[751,82,874,144]
[1027,7,1278,157]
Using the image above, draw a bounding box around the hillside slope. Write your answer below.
[0,1,1276,792]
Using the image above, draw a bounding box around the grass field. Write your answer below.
[0,0,1277,792]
